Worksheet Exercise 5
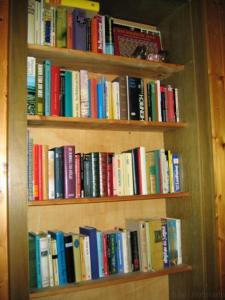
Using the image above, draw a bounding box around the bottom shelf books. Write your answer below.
[29,217,182,290]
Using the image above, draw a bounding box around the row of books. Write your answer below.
[28,0,162,56]
[27,136,181,201]
[29,218,182,289]
[27,57,180,122]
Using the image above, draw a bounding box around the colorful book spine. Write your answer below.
[63,145,75,198]
[173,154,181,192]
[27,56,36,115]
[72,9,87,51]
[50,65,60,116]
[80,70,89,118]
[96,231,104,278]
[44,60,51,116]
[56,7,67,48]
[53,147,64,198]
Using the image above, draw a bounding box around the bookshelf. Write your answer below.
[7,0,218,300]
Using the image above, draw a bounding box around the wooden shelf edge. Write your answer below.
[27,44,184,79]
[28,192,189,207]
[29,264,192,299]
[27,116,187,131]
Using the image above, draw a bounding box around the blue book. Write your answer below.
[48,231,67,285]
[64,70,73,117]
[172,154,181,192]
[166,219,179,266]
[44,60,51,116]
[79,226,99,279]
[96,231,104,277]
[97,80,104,119]
[115,231,124,273]
[29,232,41,289]
[72,9,87,50]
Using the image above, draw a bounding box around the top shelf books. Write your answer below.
[27,0,184,79]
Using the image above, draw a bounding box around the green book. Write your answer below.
[28,233,37,289]
[56,7,67,48]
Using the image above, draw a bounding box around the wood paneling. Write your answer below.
[8,0,29,299]
[0,0,9,299]
[204,0,225,295]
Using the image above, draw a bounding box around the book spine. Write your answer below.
[64,235,75,283]
[54,147,64,198]
[73,9,87,50]
[83,236,92,280]
[39,235,50,288]
[47,234,54,287]
[59,69,65,116]
[102,233,109,276]
[50,65,60,116]
[56,7,67,48]
[174,88,180,122]
[173,154,181,192]
[36,63,44,115]
[80,70,89,118]
[106,153,113,196]
[130,231,140,271]
[51,239,59,286]
[42,145,49,200]
[27,56,36,115]
[63,146,75,198]
[91,152,100,198]
[33,144,39,200]
[27,133,34,201]
[64,70,73,117]
[156,80,162,121]
[46,0,100,12]
[67,9,73,49]
[28,0,35,44]
[72,71,80,118]
[55,232,67,285]
[75,153,81,198]
[43,7,52,46]
[108,233,117,274]
[161,218,169,268]
[35,235,42,288]
[96,231,104,278]
[44,60,51,116]
[99,153,107,197]
[48,149,55,199]
[116,231,124,273]
[72,233,82,282]
[38,145,43,200]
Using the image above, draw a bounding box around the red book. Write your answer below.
[75,153,81,198]
[90,78,97,118]
[106,153,113,196]
[38,144,43,200]
[91,16,98,53]
[166,85,176,122]
[33,144,39,200]
[51,65,60,116]
[102,233,109,276]
[99,153,107,197]
[67,9,73,49]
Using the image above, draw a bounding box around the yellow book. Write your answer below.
[42,145,49,200]
[148,218,163,271]
[45,0,100,12]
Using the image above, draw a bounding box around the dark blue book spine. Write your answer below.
[59,69,65,116]
[54,147,64,198]
[79,227,99,279]
[116,231,124,273]
[64,70,73,117]
[72,9,87,51]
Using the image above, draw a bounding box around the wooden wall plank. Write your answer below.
[8,0,29,299]
[0,0,9,299]
[204,0,225,295]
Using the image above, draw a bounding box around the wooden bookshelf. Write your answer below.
[29,264,192,299]
[27,115,187,131]
[28,192,189,207]
[27,44,184,79]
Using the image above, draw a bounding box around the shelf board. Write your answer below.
[27,44,184,79]
[28,192,189,207]
[27,115,187,131]
[29,264,192,298]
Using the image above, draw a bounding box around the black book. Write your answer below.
[147,83,153,121]
[126,77,145,120]
[130,230,140,271]
[161,86,167,122]
[90,152,100,197]
[64,233,75,283]
[83,153,92,197]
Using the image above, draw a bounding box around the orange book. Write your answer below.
[38,144,43,200]
[67,9,73,49]
[90,78,97,118]
[91,16,98,53]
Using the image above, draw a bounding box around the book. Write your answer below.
[64,70,73,117]
[27,56,36,115]
[44,60,51,116]
[48,149,55,199]
[28,232,37,288]
[64,233,75,283]
[56,7,67,48]
[148,218,163,271]
[72,9,87,51]
[63,145,75,199]
[96,230,104,278]
[53,147,64,198]
[126,77,145,121]
[79,226,99,279]
[45,0,100,12]
[72,233,82,282]
[50,65,60,116]
[167,218,182,266]
[79,234,91,280]
[173,154,181,192]
[29,232,41,288]
[48,231,67,285]
[28,0,35,44]
[51,238,59,286]
[36,63,44,115]
[39,232,50,288]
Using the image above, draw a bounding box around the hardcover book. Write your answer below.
[72,9,87,51]
[63,145,75,199]
[64,233,75,283]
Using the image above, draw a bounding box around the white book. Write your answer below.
[174,88,180,122]
[48,150,55,199]
[156,80,162,122]
[120,229,130,273]
[139,147,147,195]
[28,0,35,44]
[80,70,89,118]
[101,15,106,54]
[83,235,92,280]
[105,81,112,119]
[39,233,50,288]
[176,219,182,264]
[72,70,80,117]
[112,81,120,119]
[47,234,54,287]
[145,221,152,270]
[34,0,41,44]
[50,7,56,47]
[112,154,118,196]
